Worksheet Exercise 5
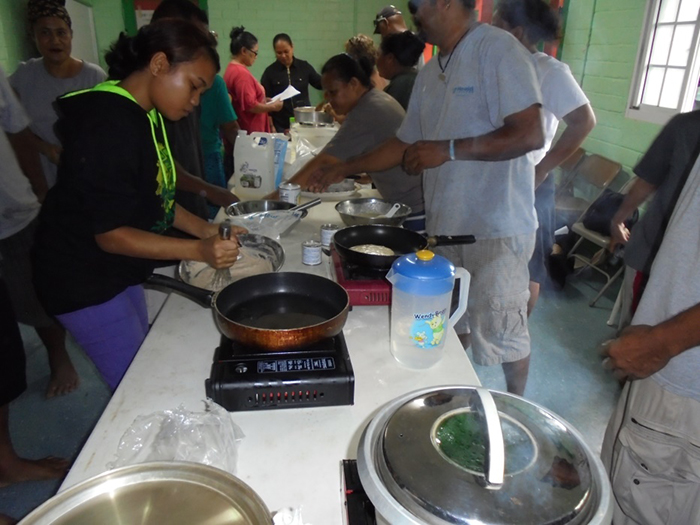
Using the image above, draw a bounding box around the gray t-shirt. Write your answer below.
[10,57,106,188]
[625,110,700,273]
[634,155,700,401]
[323,88,424,213]
[397,24,541,238]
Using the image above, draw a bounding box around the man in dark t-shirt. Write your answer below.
[610,110,700,329]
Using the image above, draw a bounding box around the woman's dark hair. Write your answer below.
[105,19,219,80]
[273,33,292,47]
[229,26,258,56]
[380,31,424,68]
[345,34,378,69]
[151,0,208,24]
[497,0,561,43]
[321,53,373,88]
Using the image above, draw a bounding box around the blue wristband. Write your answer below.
[449,139,456,161]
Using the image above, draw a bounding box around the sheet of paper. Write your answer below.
[270,85,301,102]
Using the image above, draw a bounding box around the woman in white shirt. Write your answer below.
[10,0,106,189]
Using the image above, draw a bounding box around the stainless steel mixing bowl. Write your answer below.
[335,197,412,226]
[19,462,272,525]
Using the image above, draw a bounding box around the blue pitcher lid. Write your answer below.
[391,250,455,280]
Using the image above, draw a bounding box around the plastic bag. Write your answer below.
[226,209,304,240]
[273,507,311,525]
[108,400,244,475]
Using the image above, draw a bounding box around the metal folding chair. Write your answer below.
[567,175,636,307]
[555,153,622,230]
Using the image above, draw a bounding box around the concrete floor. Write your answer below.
[0,269,622,521]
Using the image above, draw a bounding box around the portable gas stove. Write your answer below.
[206,333,354,412]
[331,248,391,306]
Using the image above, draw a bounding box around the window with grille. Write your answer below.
[627,0,700,124]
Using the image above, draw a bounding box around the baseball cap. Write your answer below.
[373,5,402,34]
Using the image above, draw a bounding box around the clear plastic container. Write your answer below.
[387,250,470,369]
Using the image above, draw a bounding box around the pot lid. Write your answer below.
[358,386,609,525]
[391,250,455,280]
[388,251,456,296]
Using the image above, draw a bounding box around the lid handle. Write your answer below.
[472,387,505,489]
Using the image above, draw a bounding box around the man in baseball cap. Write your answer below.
[373,5,406,36]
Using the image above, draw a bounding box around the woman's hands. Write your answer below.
[199,222,247,269]
[307,164,347,192]
[266,98,283,112]
[199,235,240,269]
[315,102,345,124]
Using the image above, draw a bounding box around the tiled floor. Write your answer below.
[0,269,622,521]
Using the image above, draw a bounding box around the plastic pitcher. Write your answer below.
[387,250,470,369]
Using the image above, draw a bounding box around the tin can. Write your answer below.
[302,240,322,266]
[320,223,340,247]
[279,181,300,205]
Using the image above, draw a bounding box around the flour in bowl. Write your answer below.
[183,246,275,290]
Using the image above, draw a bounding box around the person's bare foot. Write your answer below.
[0,456,69,487]
[36,325,80,398]
[0,513,18,525]
[46,359,80,398]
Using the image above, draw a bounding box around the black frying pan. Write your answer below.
[146,272,349,351]
[333,225,476,269]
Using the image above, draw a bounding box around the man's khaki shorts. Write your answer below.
[436,233,535,366]
[601,377,700,525]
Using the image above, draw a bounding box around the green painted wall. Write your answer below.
[2,0,396,104]
[1,0,665,171]
[90,0,126,69]
[0,0,34,72]
[559,0,662,171]
[207,0,392,105]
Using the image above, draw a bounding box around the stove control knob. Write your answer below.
[235,364,247,374]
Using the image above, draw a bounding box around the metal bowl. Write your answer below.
[293,106,334,126]
[335,198,412,227]
[226,200,308,219]
[19,462,272,525]
[178,233,285,290]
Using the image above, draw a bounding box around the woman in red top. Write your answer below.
[223,26,282,133]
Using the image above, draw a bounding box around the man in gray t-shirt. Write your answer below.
[310,0,543,395]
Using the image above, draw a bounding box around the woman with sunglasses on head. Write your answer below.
[224,26,282,133]
[32,20,244,391]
